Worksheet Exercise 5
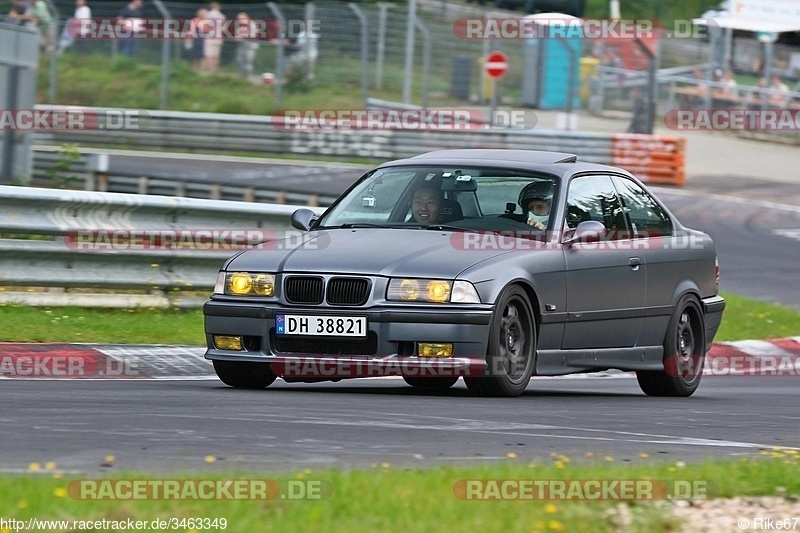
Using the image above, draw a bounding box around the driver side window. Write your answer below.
[565,175,630,239]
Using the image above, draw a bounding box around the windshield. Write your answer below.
[318,166,559,233]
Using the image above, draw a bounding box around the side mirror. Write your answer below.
[291,208,316,231]
[564,220,606,246]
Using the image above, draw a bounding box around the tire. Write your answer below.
[465,285,536,397]
[637,295,706,397]
[403,376,459,389]
[213,360,276,389]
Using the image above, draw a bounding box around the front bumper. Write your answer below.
[203,299,493,377]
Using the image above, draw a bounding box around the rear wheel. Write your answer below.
[637,295,705,397]
[403,376,459,389]
[213,360,276,389]
[465,286,536,397]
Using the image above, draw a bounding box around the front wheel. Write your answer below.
[465,285,536,397]
[637,295,706,397]
[213,360,276,389]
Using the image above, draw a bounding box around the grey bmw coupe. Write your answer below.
[204,150,725,397]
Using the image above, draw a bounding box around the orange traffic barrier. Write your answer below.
[610,134,686,186]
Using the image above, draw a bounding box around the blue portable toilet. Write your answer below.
[520,13,582,110]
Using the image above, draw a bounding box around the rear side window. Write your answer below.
[612,177,673,238]
[565,175,630,239]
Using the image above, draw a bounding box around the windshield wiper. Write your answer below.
[322,223,408,229]
[422,224,479,233]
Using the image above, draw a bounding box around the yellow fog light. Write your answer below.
[228,272,253,295]
[418,343,453,357]
[213,335,243,351]
[252,274,275,296]
[427,280,451,303]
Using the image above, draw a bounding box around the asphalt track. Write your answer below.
[108,153,367,199]
[1,376,798,474]
[655,187,800,310]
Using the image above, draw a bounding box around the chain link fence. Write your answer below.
[2,0,800,134]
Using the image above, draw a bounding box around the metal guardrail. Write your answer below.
[0,185,324,300]
[30,146,341,207]
[31,105,686,185]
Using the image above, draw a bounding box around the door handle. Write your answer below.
[629,257,641,270]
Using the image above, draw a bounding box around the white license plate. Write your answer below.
[275,315,367,337]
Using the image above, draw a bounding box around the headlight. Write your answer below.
[223,272,276,297]
[387,279,480,304]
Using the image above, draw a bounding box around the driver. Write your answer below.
[518,182,553,230]
[411,187,442,224]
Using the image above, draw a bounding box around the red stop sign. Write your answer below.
[485,51,508,79]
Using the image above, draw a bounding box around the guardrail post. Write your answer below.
[138,176,149,195]
[1,66,19,183]
[97,174,109,192]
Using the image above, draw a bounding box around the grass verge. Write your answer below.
[714,293,800,342]
[0,292,797,345]
[39,53,457,116]
[0,305,203,345]
[2,455,798,532]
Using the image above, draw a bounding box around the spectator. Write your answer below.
[234,12,259,79]
[719,70,738,98]
[186,8,208,73]
[293,28,319,81]
[692,68,707,89]
[770,75,791,107]
[626,86,650,134]
[29,0,53,53]
[686,68,708,106]
[8,0,33,26]
[204,1,225,74]
[750,77,769,110]
[58,0,92,54]
[118,0,144,57]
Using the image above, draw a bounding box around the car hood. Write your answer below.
[225,228,512,279]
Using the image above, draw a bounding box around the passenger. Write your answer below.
[411,187,441,224]
[518,182,553,230]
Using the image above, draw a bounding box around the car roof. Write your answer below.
[411,149,578,165]
[377,150,636,180]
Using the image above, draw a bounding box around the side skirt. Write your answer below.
[535,346,664,376]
